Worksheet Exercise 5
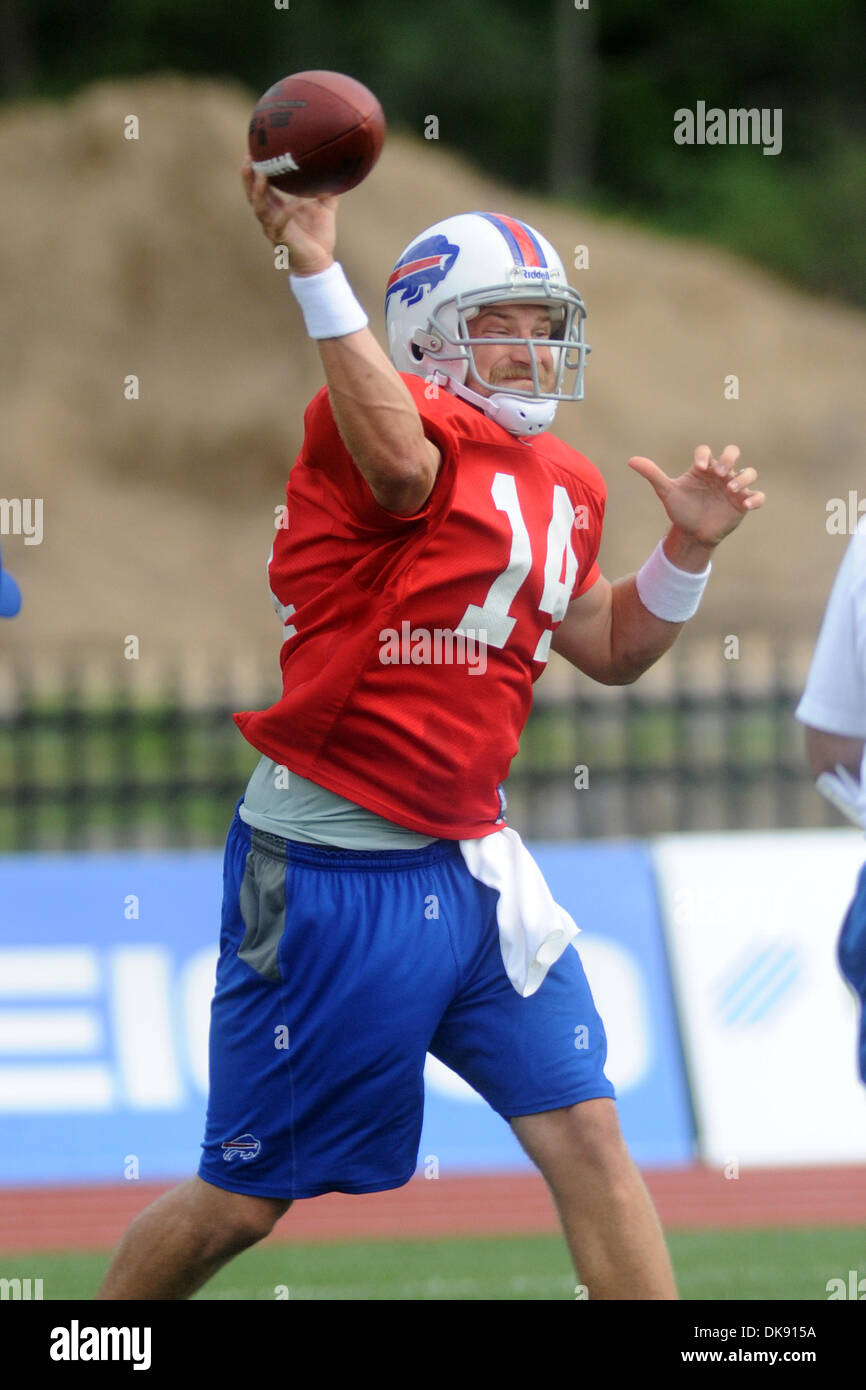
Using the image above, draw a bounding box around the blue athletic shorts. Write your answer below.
[197,799,615,1199]
[839,861,866,1085]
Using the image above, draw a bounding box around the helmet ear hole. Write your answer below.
[410,343,425,362]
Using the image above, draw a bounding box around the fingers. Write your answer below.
[726,466,756,494]
[240,157,287,215]
[724,462,765,513]
[709,447,764,510]
[694,444,741,476]
[627,455,673,497]
[741,489,765,511]
[241,155,266,209]
[240,154,268,205]
[247,165,278,214]
[240,160,300,246]
[249,169,274,220]
[240,156,330,212]
[717,443,741,474]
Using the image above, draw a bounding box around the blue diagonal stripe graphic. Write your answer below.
[740,963,801,1024]
[717,945,800,1025]
[718,945,778,1010]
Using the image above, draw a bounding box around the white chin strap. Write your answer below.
[438,374,558,436]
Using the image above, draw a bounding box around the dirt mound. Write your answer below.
[2,73,864,679]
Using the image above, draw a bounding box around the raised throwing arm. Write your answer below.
[242,157,440,516]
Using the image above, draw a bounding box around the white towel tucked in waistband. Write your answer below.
[458,826,580,997]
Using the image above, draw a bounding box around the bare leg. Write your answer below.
[95,1176,292,1301]
[511,1098,677,1300]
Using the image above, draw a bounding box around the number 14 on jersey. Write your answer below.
[456,472,588,664]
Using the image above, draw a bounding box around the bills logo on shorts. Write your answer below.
[221,1132,262,1163]
[385,234,460,309]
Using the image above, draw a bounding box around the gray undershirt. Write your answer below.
[239,754,438,848]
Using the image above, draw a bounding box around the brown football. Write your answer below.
[248,70,386,196]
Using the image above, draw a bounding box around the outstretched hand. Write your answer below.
[627,445,765,548]
[241,155,338,275]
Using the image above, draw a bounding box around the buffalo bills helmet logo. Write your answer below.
[386,234,460,309]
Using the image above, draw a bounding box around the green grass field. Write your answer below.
[3,1228,863,1300]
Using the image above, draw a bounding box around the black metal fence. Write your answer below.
[0,643,848,852]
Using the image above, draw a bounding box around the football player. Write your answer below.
[796,520,866,1084]
[96,163,764,1302]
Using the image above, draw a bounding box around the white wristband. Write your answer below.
[635,539,712,622]
[289,261,368,339]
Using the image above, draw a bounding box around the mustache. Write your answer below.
[490,365,553,384]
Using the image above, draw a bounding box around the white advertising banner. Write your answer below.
[654,829,866,1166]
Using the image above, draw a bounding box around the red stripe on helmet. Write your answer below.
[489,213,542,267]
[385,255,444,289]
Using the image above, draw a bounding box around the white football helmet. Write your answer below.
[385,211,590,436]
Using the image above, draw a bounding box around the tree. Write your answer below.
[549,0,597,198]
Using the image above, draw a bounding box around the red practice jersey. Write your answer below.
[234,374,606,839]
